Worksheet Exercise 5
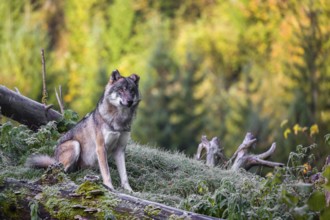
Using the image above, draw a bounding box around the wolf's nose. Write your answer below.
[127,101,133,107]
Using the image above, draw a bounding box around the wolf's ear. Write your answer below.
[129,74,140,85]
[109,69,122,84]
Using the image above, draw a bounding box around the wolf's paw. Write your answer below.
[122,184,133,193]
[102,181,115,192]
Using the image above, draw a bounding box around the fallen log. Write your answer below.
[0,164,221,220]
[196,133,284,170]
[0,85,62,130]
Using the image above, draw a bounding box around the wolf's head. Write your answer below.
[104,70,140,108]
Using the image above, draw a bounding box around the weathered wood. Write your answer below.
[197,133,284,170]
[227,133,284,170]
[0,165,221,220]
[0,85,62,130]
[196,135,227,167]
[55,85,65,114]
[115,192,220,219]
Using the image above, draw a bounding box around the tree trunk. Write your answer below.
[0,85,62,130]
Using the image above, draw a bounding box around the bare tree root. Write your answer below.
[197,132,284,171]
[196,135,227,167]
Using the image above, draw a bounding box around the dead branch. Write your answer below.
[14,87,21,94]
[0,85,62,130]
[225,132,257,169]
[41,49,48,105]
[196,135,227,167]
[197,133,284,171]
[55,85,65,114]
[228,133,284,170]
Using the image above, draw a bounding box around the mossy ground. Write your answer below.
[0,140,262,216]
[125,143,260,203]
[65,142,262,206]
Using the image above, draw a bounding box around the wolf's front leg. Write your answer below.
[96,144,114,190]
[113,148,132,192]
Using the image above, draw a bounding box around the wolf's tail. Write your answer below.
[25,154,56,169]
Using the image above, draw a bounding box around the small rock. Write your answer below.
[89,190,104,196]
[74,215,88,220]
[69,193,82,198]
[84,175,100,182]
[34,193,43,200]
[72,204,87,209]
[84,208,98,213]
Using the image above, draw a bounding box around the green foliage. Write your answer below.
[308,191,325,212]
[106,0,135,62]
[0,121,59,165]
[132,23,179,149]
[287,143,317,178]
[181,170,289,219]
[0,108,80,166]
[0,0,47,99]
[323,166,330,192]
[57,109,80,132]
[29,200,41,220]
[325,134,330,146]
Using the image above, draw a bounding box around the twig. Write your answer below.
[45,104,54,111]
[55,85,65,114]
[41,49,48,105]
[14,87,21,94]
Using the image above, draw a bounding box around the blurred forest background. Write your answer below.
[0,0,329,165]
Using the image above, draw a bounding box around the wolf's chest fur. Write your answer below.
[102,129,130,152]
[101,108,132,152]
[98,102,135,132]
[78,116,130,168]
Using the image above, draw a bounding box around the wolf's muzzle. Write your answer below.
[120,100,133,107]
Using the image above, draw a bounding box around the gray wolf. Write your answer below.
[26,70,140,192]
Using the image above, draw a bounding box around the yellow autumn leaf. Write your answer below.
[280,119,288,128]
[293,124,302,135]
[64,93,73,102]
[303,163,311,175]
[284,128,291,139]
[310,124,319,136]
